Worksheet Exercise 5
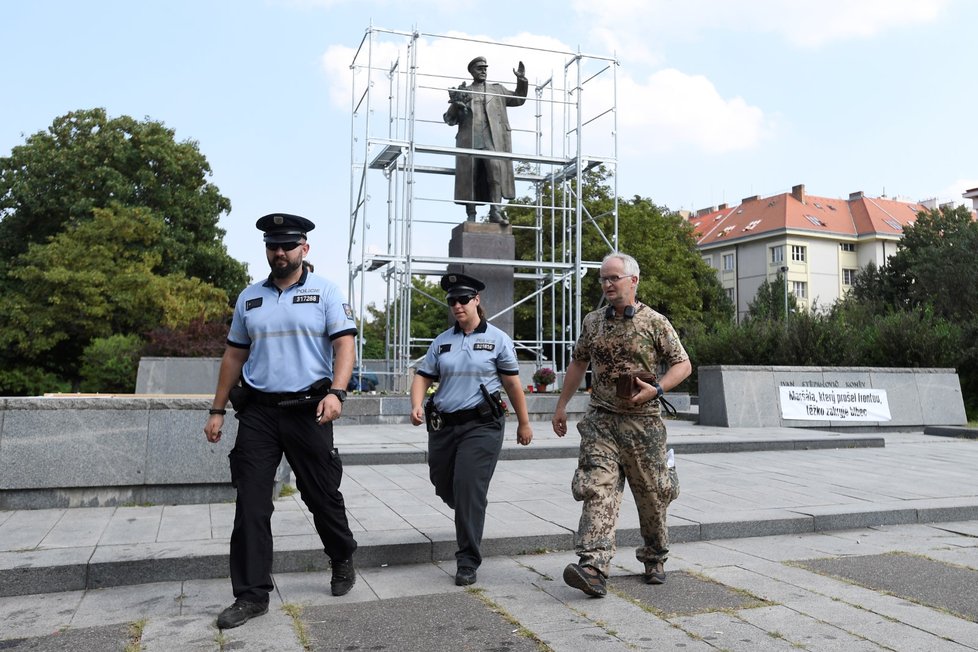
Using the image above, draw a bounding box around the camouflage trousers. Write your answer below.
[571,408,679,576]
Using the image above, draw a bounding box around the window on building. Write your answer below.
[702,255,713,267]
[792,281,807,299]
[791,245,806,262]
[725,288,735,303]
[771,245,784,263]
[840,242,855,252]
[722,253,735,271]
[843,268,857,285]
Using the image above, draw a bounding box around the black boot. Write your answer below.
[216,599,268,629]
[330,558,356,596]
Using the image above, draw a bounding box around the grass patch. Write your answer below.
[467,588,552,651]
[278,483,298,498]
[282,602,312,650]
[124,619,147,652]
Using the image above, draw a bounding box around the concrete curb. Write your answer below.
[923,425,978,440]
[4,500,977,598]
[344,436,886,465]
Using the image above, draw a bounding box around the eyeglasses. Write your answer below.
[266,241,302,252]
[598,274,630,285]
[447,295,475,306]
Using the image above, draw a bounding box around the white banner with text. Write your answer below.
[779,387,891,421]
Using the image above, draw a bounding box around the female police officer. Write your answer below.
[410,273,533,585]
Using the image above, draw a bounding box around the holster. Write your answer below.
[276,377,332,409]
[479,384,505,418]
[228,384,251,413]
[616,372,657,399]
[424,398,442,431]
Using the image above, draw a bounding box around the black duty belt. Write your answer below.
[250,389,324,408]
[438,406,490,427]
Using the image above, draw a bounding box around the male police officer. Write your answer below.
[205,213,358,629]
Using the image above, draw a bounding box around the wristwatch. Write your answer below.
[327,388,347,403]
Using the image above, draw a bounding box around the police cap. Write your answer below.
[467,56,487,74]
[256,213,316,244]
[441,272,485,298]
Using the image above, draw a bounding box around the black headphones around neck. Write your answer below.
[605,304,636,319]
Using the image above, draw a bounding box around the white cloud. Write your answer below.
[321,30,771,156]
[573,0,949,49]
[618,69,771,154]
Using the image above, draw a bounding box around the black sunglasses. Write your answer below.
[447,295,475,306]
[265,241,303,251]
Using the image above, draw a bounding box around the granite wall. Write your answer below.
[0,393,603,509]
[698,365,966,429]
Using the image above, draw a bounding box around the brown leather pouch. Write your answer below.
[615,372,657,399]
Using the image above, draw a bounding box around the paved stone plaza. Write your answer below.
[1,420,977,650]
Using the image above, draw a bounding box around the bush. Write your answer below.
[78,334,143,393]
[683,306,975,419]
[143,317,229,357]
[0,366,71,396]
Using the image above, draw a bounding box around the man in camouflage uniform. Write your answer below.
[552,252,692,597]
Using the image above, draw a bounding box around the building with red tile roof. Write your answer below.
[691,184,934,322]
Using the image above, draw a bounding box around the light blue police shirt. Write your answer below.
[228,270,357,393]
[416,319,519,413]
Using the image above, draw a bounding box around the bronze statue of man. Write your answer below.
[444,56,528,226]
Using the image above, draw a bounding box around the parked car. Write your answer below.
[347,366,379,392]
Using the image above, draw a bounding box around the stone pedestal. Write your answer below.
[448,222,515,337]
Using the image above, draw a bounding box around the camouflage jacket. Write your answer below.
[573,302,689,415]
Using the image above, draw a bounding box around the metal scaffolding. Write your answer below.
[347,26,620,391]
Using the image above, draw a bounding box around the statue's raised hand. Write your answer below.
[514,61,526,80]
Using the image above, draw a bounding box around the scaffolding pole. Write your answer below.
[348,26,619,392]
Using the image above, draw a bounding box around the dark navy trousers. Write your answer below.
[427,415,505,570]
[229,404,357,604]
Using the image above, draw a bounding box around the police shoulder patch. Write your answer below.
[343,303,354,319]
[245,298,263,311]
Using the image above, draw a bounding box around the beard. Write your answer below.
[270,257,301,279]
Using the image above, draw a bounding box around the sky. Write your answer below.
[2,0,975,311]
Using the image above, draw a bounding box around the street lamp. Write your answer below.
[779,265,789,319]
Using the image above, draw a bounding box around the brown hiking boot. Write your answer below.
[644,561,666,585]
[563,563,607,597]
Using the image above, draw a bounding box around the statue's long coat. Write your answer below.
[443,78,528,205]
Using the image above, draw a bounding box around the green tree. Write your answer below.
[844,261,908,314]
[747,275,798,321]
[891,205,978,321]
[359,277,449,359]
[507,167,733,359]
[844,205,978,321]
[836,204,978,418]
[0,205,230,389]
[617,196,733,331]
[78,334,144,393]
[0,108,248,298]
